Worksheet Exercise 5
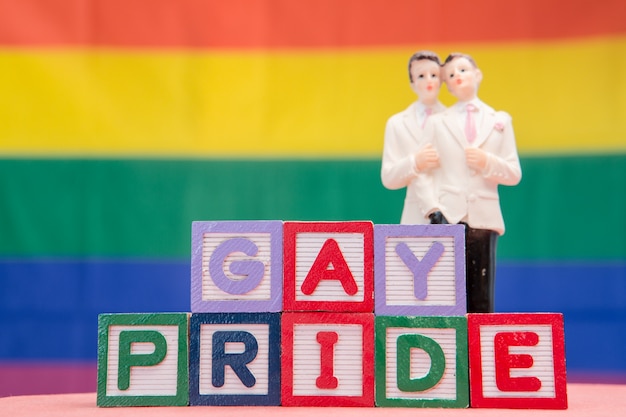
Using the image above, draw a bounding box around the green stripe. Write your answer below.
[500,153,626,260]
[1,155,624,260]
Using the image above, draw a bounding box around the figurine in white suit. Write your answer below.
[381,50,446,224]
[416,52,522,312]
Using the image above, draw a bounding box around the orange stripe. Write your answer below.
[1,0,625,49]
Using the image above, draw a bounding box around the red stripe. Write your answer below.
[1,0,625,49]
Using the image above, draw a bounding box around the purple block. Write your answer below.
[374,224,466,316]
[191,221,283,312]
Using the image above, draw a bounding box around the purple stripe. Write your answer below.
[0,362,96,397]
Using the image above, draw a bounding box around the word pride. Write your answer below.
[97,221,567,409]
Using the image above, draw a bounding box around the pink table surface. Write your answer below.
[1,383,625,417]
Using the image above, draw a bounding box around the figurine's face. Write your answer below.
[409,59,441,104]
[443,57,482,102]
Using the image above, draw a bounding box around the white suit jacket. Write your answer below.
[414,100,522,235]
[381,101,446,224]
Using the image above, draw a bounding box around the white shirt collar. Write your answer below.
[415,101,428,116]
[455,98,482,113]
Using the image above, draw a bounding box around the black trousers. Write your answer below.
[463,224,498,313]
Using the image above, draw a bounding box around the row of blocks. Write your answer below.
[192,221,466,315]
[97,311,567,409]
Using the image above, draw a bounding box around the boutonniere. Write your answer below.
[494,122,505,132]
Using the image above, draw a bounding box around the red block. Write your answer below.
[283,221,374,312]
[468,313,567,409]
[281,312,374,407]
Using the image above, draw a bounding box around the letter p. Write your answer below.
[117,330,168,391]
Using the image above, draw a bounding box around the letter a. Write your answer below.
[301,239,358,296]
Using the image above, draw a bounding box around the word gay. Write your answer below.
[191,221,466,316]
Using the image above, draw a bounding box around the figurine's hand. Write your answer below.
[415,144,440,172]
[465,147,488,170]
[429,211,449,224]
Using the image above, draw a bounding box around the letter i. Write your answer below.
[316,331,338,389]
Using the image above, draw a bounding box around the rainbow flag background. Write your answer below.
[1,0,625,396]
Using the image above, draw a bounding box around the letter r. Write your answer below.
[212,331,259,388]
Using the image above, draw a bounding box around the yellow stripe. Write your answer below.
[1,36,625,157]
[471,36,626,156]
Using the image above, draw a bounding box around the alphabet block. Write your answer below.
[189,313,281,406]
[375,316,469,408]
[467,313,567,409]
[191,221,283,312]
[283,221,374,312]
[374,224,466,316]
[97,313,189,407]
[281,312,374,406]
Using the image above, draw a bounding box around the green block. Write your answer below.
[97,313,189,407]
[375,316,469,408]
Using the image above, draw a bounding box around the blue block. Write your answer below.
[189,312,281,406]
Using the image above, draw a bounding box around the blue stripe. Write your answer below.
[0,259,189,360]
[495,261,626,373]
[1,259,625,375]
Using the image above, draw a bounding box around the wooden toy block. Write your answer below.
[467,313,567,409]
[281,312,374,407]
[97,313,189,407]
[375,316,469,408]
[283,221,374,312]
[191,221,283,313]
[189,312,281,406]
[374,224,466,316]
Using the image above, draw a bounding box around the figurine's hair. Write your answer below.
[408,50,441,82]
[443,52,478,68]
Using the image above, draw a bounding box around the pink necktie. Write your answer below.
[422,108,433,128]
[465,103,477,143]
